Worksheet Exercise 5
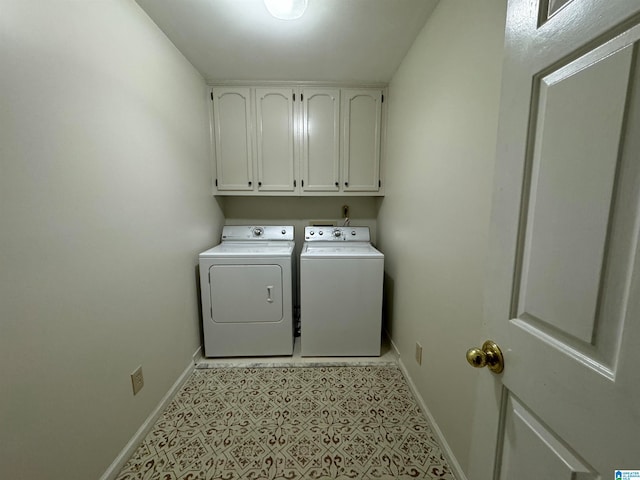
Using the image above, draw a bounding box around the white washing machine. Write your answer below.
[199,225,295,357]
[300,226,384,356]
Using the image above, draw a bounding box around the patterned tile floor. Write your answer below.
[115,366,456,479]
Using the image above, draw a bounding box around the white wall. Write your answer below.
[377,0,507,476]
[0,1,224,478]
[221,196,379,245]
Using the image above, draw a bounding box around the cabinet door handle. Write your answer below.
[345,181,349,187]
[248,181,252,187]
[258,181,262,187]
[266,286,274,303]
[294,180,297,187]
[335,182,339,187]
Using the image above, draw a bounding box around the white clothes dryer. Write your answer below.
[199,226,295,357]
[300,226,384,356]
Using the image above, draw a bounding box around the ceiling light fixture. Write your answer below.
[263,0,308,20]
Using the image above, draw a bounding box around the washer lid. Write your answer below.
[200,241,294,258]
[301,242,383,258]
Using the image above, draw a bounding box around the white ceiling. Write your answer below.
[134,0,439,84]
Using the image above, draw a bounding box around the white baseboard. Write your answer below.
[99,349,198,480]
[397,356,468,480]
[386,331,401,357]
[192,345,203,365]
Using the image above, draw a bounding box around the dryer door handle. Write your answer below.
[266,286,274,303]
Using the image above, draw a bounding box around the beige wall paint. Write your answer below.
[0,1,224,478]
[377,0,507,475]
[221,196,379,245]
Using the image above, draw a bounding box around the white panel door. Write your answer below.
[211,87,254,191]
[469,1,640,478]
[255,88,296,192]
[341,89,382,192]
[300,88,340,192]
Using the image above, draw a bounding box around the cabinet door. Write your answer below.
[301,88,340,192]
[342,89,382,192]
[211,87,254,191]
[255,88,296,192]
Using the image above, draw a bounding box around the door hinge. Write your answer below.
[301,93,304,101]
[301,179,304,187]
[378,180,381,188]
[210,92,213,101]
[293,93,296,101]
[381,93,384,103]
[208,270,211,283]
[215,178,218,187]
[294,180,297,187]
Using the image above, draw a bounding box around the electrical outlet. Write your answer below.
[415,342,423,365]
[131,365,144,395]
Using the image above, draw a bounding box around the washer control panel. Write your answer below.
[221,225,294,241]
[304,226,370,242]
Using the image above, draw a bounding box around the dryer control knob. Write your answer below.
[319,231,324,235]
[281,229,286,235]
[253,227,264,237]
[333,229,342,237]
[310,230,315,235]
[351,230,356,236]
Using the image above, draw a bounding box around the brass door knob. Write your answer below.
[466,340,504,374]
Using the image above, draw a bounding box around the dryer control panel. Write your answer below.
[304,226,370,242]
[221,225,294,241]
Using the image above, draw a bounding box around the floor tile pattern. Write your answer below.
[116,366,456,480]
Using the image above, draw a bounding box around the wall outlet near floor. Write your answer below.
[415,342,423,365]
[131,365,144,395]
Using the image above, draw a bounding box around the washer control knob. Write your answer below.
[319,231,324,235]
[310,230,315,236]
[253,227,264,237]
[351,230,356,236]
[281,229,286,235]
[333,229,342,238]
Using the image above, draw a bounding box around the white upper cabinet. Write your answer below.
[209,85,385,196]
[211,87,253,191]
[341,89,382,192]
[255,88,296,192]
[300,88,341,193]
